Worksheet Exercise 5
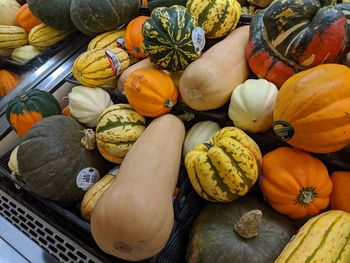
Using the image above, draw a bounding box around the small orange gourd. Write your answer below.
[330,171,350,213]
[0,70,20,96]
[273,64,350,153]
[260,147,332,219]
[16,4,42,32]
[125,16,149,58]
[124,67,178,117]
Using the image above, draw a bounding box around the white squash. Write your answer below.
[8,145,19,173]
[0,0,20,25]
[68,86,114,127]
[11,45,41,63]
[228,79,278,133]
[183,121,220,156]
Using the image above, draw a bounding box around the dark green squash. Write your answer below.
[246,0,348,87]
[186,195,295,263]
[147,0,187,11]
[17,115,108,203]
[27,0,74,30]
[70,0,140,36]
[142,5,202,71]
[6,89,61,137]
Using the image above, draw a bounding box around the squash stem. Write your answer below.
[81,129,96,150]
[234,210,262,239]
[164,99,174,108]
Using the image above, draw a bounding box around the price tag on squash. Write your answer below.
[116,37,125,49]
[191,27,206,55]
[105,49,122,76]
[76,167,101,191]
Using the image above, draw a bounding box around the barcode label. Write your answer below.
[191,27,206,55]
[105,49,122,76]
[76,167,101,191]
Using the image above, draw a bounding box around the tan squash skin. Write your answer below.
[179,26,249,110]
[91,114,185,261]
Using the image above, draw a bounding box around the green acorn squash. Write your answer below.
[17,115,108,202]
[70,0,140,36]
[142,5,202,71]
[186,195,295,263]
[147,0,187,11]
[27,0,74,30]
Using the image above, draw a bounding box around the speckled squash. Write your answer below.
[96,104,146,163]
[0,25,27,49]
[142,5,201,71]
[185,126,262,202]
[72,46,130,88]
[246,0,348,87]
[186,0,241,38]
[276,210,350,263]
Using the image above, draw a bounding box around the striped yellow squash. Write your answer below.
[87,29,126,51]
[72,46,130,88]
[96,104,146,164]
[276,210,350,263]
[187,0,241,39]
[185,126,262,202]
[0,25,27,49]
[28,23,73,50]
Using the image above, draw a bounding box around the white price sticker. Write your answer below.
[191,27,206,55]
[76,167,100,191]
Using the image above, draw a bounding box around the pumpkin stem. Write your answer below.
[81,129,96,150]
[234,210,262,239]
[299,189,315,205]
[20,95,28,102]
[164,99,174,108]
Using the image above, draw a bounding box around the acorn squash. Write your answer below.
[0,0,20,26]
[330,171,350,213]
[16,3,42,32]
[11,45,41,62]
[0,70,20,97]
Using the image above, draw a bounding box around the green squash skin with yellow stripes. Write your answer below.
[185,127,262,202]
[276,210,350,263]
[96,104,146,164]
[186,0,241,39]
[142,5,200,71]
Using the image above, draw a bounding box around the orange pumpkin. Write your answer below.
[125,16,149,58]
[273,64,350,154]
[124,67,178,117]
[260,147,332,219]
[0,70,20,96]
[330,171,350,213]
[16,4,42,32]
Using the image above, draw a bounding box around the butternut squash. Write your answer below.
[91,114,185,261]
[179,26,249,110]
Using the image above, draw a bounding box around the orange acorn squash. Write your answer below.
[125,16,149,59]
[273,64,350,153]
[91,114,185,261]
[16,4,41,32]
[330,171,350,213]
[0,70,20,96]
[260,147,332,219]
[124,67,178,117]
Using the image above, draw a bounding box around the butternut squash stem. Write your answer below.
[234,210,262,239]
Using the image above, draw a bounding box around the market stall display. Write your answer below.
[1,0,350,262]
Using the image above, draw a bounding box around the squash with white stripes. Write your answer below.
[246,0,349,87]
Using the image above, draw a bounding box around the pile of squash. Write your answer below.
[5,0,350,262]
